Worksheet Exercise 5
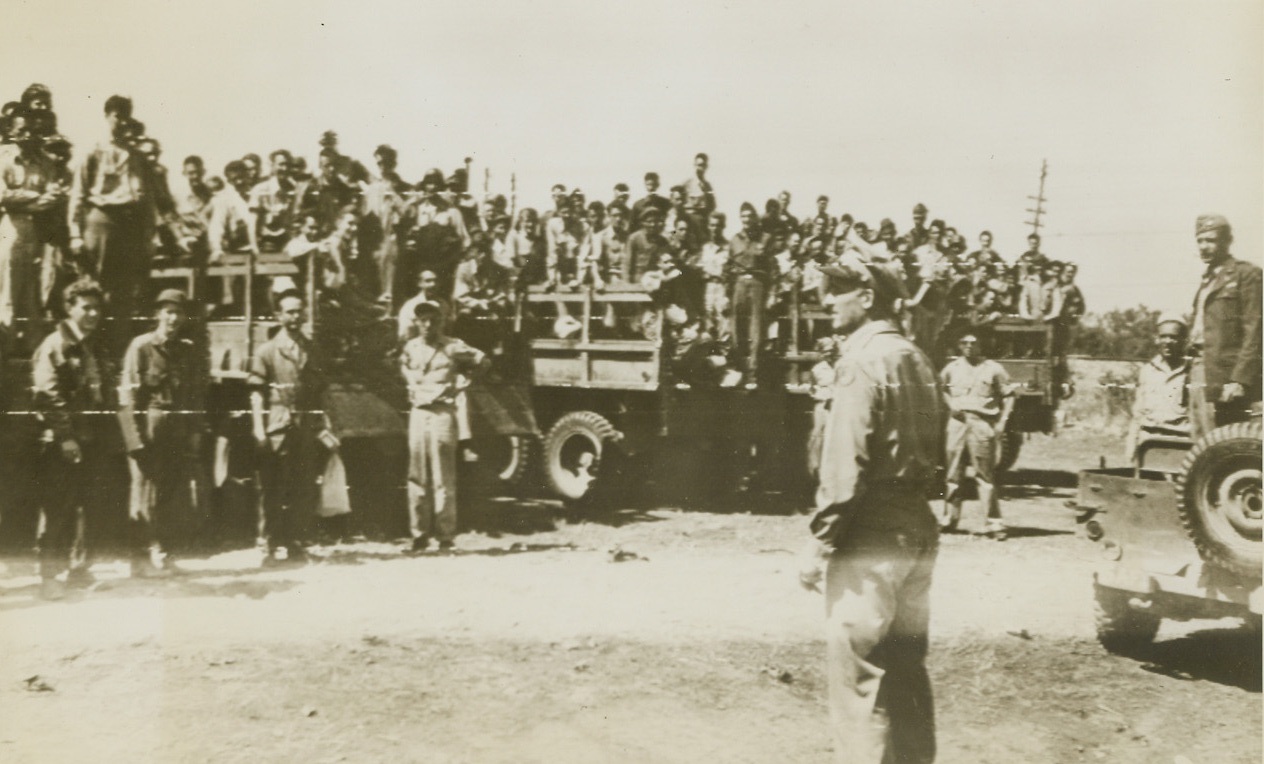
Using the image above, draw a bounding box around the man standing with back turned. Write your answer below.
[800,253,944,763]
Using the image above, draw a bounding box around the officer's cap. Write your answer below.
[155,288,189,308]
[913,203,928,215]
[1195,214,1230,236]
[819,252,908,305]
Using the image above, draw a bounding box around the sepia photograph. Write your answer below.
[0,1,1260,761]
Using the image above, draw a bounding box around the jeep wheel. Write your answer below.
[1176,420,1262,579]
[542,412,622,503]
[1094,584,1160,654]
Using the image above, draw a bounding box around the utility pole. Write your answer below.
[1025,159,1049,236]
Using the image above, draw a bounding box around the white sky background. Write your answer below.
[1,0,1260,315]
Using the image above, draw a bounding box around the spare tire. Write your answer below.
[542,411,622,503]
[1176,420,1262,579]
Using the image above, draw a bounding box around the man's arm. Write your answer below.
[1229,263,1262,398]
[808,359,878,548]
[116,340,146,454]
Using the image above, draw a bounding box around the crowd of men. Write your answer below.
[0,85,1096,595]
[0,84,1260,763]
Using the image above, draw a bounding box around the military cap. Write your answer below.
[1156,311,1188,330]
[819,252,908,304]
[419,168,446,189]
[1195,214,1230,236]
[913,203,928,214]
[155,288,189,307]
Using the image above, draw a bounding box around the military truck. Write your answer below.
[1070,421,1262,653]
[505,284,817,505]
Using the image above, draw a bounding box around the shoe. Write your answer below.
[437,539,455,552]
[286,546,310,564]
[65,567,96,589]
[409,536,432,554]
[260,550,281,569]
[986,525,1008,541]
[39,578,66,601]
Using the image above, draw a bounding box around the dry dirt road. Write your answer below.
[0,432,1259,763]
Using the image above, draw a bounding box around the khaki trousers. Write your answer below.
[825,521,937,764]
[942,412,1001,528]
[408,404,459,542]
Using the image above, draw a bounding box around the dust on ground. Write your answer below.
[0,431,1258,763]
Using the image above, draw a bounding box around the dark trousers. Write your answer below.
[128,415,200,558]
[256,428,321,551]
[730,277,766,376]
[37,441,107,580]
[83,205,155,354]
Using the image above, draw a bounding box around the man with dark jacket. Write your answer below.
[1188,214,1262,439]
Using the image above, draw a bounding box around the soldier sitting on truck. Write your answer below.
[1125,314,1190,464]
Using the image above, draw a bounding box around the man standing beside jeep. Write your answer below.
[1187,214,1262,439]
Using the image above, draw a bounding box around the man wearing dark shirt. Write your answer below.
[627,208,670,283]
[906,203,929,249]
[725,203,773,382]
[630,172,671,233]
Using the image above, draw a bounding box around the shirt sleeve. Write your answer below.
[246,346,269,389]
[809,358,878,547]
[31,340,72,441]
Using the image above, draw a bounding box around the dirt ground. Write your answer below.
[0,430,1259,764]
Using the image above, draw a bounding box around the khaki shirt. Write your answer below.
[810,320,944,546]
[400,336,486,408]
[31,321,114,444]
[940,357,1011,419]
[118,330,207,452]
[247,330,327,433]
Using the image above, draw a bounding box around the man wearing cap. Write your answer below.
[906,203,929,249]
[401,299,490,552]
[1127,315,1190,463]
[940,332,1014,538]
[630,172,671,233]
[609,183,631,211]
[725,203,774,383]
[799,253,942,763]
[682,153,715,227]
[1187,214,1262,439]
[248,290,332,565]
[118,289,207,577]
[627,207,670,283]
[401,168,469,304]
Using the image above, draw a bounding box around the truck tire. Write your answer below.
[543,412,622,503]
[1094,584,1160,654]
[1176,420,1262,579]
[996,429,1023,473]
[475,434,535,490]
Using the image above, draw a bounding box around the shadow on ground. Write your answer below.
[1135,626,1263,692]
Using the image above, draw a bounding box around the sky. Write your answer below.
[2,0,1260,315]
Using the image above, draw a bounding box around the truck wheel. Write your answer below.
[474,435,536,492]
[543,412,622,503]
[996,429,1023,473]
[1094,584,1160,654]
[1176,420,1262,579]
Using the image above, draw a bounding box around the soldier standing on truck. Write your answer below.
[118,289,207,577]
[1187,214,1262,440]
[401,299,490,553]
[799,254,941,764]
[940,332,1015,539]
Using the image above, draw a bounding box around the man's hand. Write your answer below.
[60,439,82,464]
[1221,381,1246,403]
[798,539,829,593]
[70,236,84,256]
[252,427,268,448]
